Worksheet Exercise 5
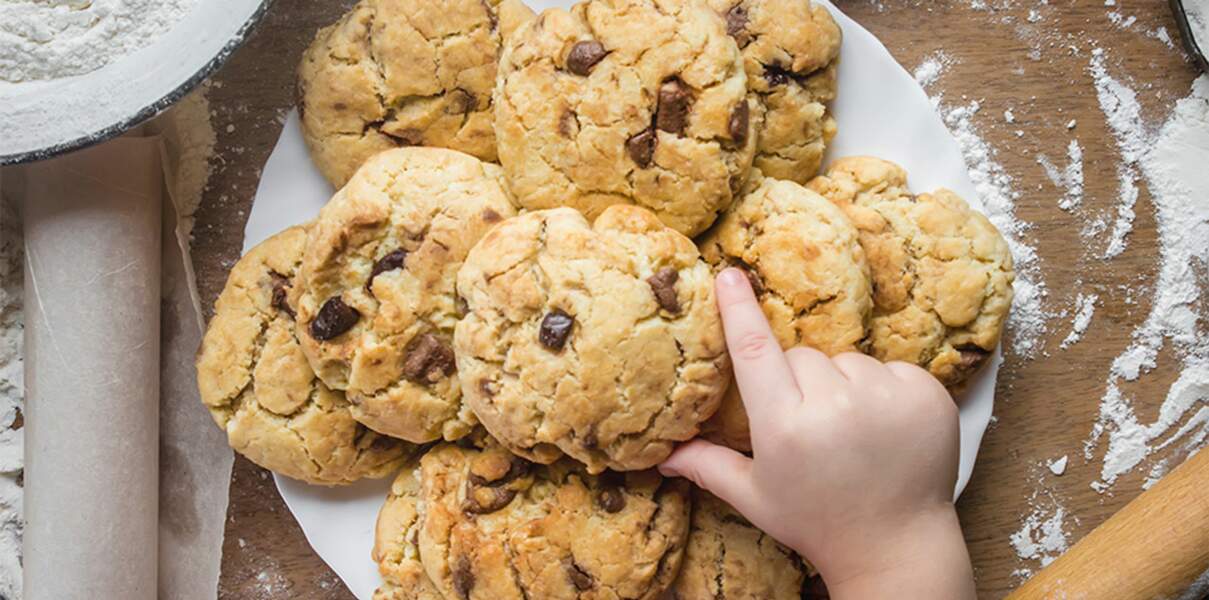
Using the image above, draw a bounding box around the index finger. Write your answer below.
[715,268,802,413]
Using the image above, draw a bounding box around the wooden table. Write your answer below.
[190,1,1205,597]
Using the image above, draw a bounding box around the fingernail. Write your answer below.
[656,463,680,478]
[717,268,745,288]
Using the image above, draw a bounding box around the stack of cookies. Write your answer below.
[197,0,1016,598]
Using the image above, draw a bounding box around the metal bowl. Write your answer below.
[0,0,273,165]
[1170,0,1209,73]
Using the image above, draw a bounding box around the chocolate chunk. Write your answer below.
[763,63,801,87]
[447,89,477,114]
[559,110,578,138]
[955,344,989,373]
[370,433,398,451]
[567,40,608,76]
[733,261,765,296]
[647,267,681,313]
[656,78,693,135]
[309,297,360,341]
[729,100,750,147]
[564,558,595,591]
[482,208,502,223]
[481,0,498,30]
[402,333,456,383]
[269,271,295,319]
[366,248,407,293]
[626,128,656,168]
[468,456,530,487]
[581,426,599,449]
[596,486,626,513]
[725,4,751,46]
[384,127,424,146]
[539,309,574,351]
[453,556,475,599]
[463,487,518,514]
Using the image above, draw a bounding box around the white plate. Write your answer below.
[0,0,270,164]
[244,2,999,597]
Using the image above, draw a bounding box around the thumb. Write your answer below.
[659,439,761,516]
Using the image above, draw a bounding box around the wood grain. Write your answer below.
[187,1,1206,598]
[1009,448,1209,600]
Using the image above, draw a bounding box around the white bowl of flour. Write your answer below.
[0,0,271,164]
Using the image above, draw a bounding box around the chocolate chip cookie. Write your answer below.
[698,174,872,451]
[373,461,446,600]
[197,226,413,485]
[670,490,815,599]
[298,0,536,187]
[455,206,730,472]
[709,0,842,183]
[493,0,757,237]
[296,148,518,443]
[371,443,690,600]
[808,157,1015,387]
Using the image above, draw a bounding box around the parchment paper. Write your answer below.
[23,138,163,600]
[244,2,1001,597]
[17,131,232,598]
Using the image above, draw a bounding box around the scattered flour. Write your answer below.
[1085,73,1209,493]
[942,101,1051,357]
[913,53,1051,358]
[0,183,23,599]
[1047,455,1068,476]
[1010,498,1070,571]
[911,51,953,88]
[1036,139,1085,211]
[1090,49,1146,259]
[0,0,200,83]
[1060,292,1097,349]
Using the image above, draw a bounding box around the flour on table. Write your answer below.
[1060,292,1097,349]
[1036,139,1085,211]
[1047,455,1068,476]
[1010,494,1071,574]
[942,104,1050,357]
[1090,49,1146,259]
[911,51,952,88]
[1084,71,1209,493]
[0,0,199,83]
[914,53,1051,359]
[0,185,24,600]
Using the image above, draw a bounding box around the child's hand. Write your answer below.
[661,268,975,599]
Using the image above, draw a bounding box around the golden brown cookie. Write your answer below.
[371,443,691,600]
[373,460,446,600]
[493,0,757,237]
[197,226,413,485]
[455,206,730,473]
[670,490,815,599]
[697,174,871,451]
[709,0,841,182]
[298,0,536,187]
[296,148,518,443]
[808,157,1015,387]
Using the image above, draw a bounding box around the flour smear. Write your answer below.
[914,52,1051,358]
[1084,64,1209,493]
[0,186,23,599]
[0,0,199,83]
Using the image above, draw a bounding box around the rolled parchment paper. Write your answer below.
[23,138,163,600]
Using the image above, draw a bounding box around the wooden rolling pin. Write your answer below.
[1008,448,1209,600]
